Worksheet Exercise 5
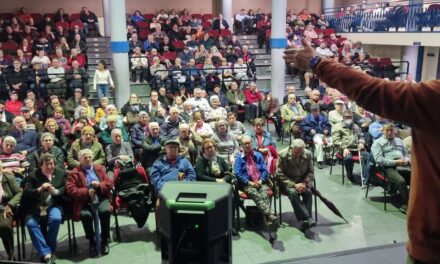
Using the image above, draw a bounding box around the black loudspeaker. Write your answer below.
[159,181,232,264]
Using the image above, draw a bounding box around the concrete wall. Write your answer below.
[421,47,439,81]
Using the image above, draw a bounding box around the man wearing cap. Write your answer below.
[150,139,196,193]
[28,60,49,100]
[300,103,331,169]
[332,109,368,183]
[328,99,345,126]
[20,106,44,132]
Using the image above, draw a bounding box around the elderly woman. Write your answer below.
[27,132,65,171]
[195,138,232,183]
[177,123,201,165]
[99,115,130,148]
[0,136,28,185]
[191,112,213,139]
[67,126,105,169]
[261,91,282,139]
[98,104,124,131]
[234,135,277,224]
[95,97,109,124]
[0,160,22,260]
[74,97,95,120]
[66,149,113,257]
[105,128,134,172]
[205,95,227,127]
[44,118,68,151]
[246,118,277,156]
[211,119,239,165]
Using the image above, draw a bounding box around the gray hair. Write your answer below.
[40,132,55,142]
[78,148,94,160]
[179,123,190,130]
[291,139,305,149]
[13,116,25,126]
[3,136,17,146]
[149,122,159,129]
[111,128,122,138]
[210,95,219,103]
[241,135,252,143]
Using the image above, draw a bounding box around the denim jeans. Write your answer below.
[96,84,109,99]
[25,206,62,257]
[83,22,100,35]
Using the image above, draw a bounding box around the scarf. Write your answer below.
[245,151,260,183]
[203,153,221,176]
[82,165,100,188]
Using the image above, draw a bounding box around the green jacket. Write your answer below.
[65,97,80,117]
[276,147,314,190]
[332,121,364,151]
[226,89,246,106]
[280,102,306,123]
[67,139,105,169]
[99,126,130,147]
[27,146,66,172]
[141,136,166,170]
[1,172,22,208]
[0,121,12,138]
[195,155,232,182]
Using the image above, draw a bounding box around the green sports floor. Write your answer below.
[1,139,408,263]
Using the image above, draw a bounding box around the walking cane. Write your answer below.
[91,189,101,257]
[356,132,365,188]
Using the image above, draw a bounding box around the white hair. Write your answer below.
[291,139,305,149]
[78,148,94,160]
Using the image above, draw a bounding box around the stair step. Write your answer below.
[88,47,110,53]
[86,37,111,43]
[86,42,110,48]
[87,58,113,65]
[249,48,267,54]
[256,54,271,60]
[235,35,257,40]
[240,39,259,45]
[88,52,113,59]
[255,59,270,66]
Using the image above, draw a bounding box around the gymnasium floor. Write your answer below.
[1,140,408,263]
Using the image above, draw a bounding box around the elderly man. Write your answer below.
[67,126,105,169]
[9,116,39,156]
[27,132,65,171]
[304,89,327,113]
[66,60,89,97]
[281,94,306,139]
[301,103,332,169]
[277,139,315,231]
[0,160,22,261]
[46,59,66,90]
[150,139,196,229]
[65,88,83,119]
[99,115,129,148]
[187,87,211,113]
[20,105,44,132]
[67,149,113,257]
[332,109,368,184]
[45,96,67,118]
[141,122,166,173]
[205,95,227,127]
[105,128,134,172]
[283,85,296,104]
[151,139,196,193]
[226,80,251,122]
[179,101,193,123]
[328,99,345,126]
[22,153,67,264]
[161,107,185,140]
[130,111,149,156]
[371,123,411,213]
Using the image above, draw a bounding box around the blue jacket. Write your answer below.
[130,122,148,149]
[9,128,39,153]
[300,113,331,142]
[234,151,268,187]
[246,130,276,150]
[150,155,196,193]
[143,40,159,53]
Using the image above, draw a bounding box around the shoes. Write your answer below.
[307,218,316,228]
[89,242,98,258]
[42,254,56,264]
[317,162,324,169]
[399,205,408,214]
[300,220,310,232]
[101,241,110,255]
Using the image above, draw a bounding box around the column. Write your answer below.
[406,0,424,31]
[102,0,111,37]
[323,0,335,15]
[222,0,233,32]
[270,0,287,101]
[108,0,130,108]
[402,46,419,80]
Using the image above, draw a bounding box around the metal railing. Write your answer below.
[323,1,440,32]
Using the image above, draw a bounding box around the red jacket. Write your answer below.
[66,164,113,221]
[243,88,263,104]
[5,100,23,117]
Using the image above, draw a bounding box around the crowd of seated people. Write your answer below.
[0,7,415,263]
[0,6,102,100]
[125,9,263,92]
